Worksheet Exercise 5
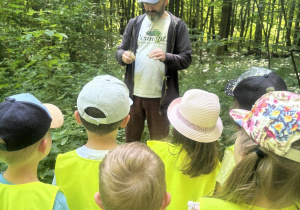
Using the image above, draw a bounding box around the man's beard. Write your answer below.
[146,4,165,22]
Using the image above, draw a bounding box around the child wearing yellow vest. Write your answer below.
[0,93,68,210]
[53,75,132,210]
[190,91,300,209]
[147,89,223,210]
[217,67,288,187]
[94,142,171,210]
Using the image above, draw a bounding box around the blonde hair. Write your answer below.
[216,129,300,208]
[171,128,220,178]
[0,138,41,166]
[99,142,166,210]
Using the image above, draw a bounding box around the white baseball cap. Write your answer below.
[77,75,133,125]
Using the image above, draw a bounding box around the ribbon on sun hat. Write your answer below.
[167,89,223,143]
[230,91,300,162]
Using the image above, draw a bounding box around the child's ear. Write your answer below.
[161,192,171,210]
[38,139,48,154]
[120,115,130,128]
[94,192,104,209]
[74,110,82,125]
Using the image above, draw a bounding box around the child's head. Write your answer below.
[76,75,132,136]
[167,89,223,177]
[94,142,171,210]
[225,67,287,110]
[0,93,63,166]
[219,91,300,207]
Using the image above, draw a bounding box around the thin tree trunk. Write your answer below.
[131,0,135,18]
[276,12,282,44]
[286,0,296,46]
[175,0,180,17]
[209,0,215,39]
[180,0,184,19]
[169,0,174,14]
[293,2,300,45]
[217,0,232,55]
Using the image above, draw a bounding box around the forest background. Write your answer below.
[1,0,300,183]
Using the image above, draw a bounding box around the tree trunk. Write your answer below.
[209,0,215,39]
[217,0,232,55]
[131,0,136,18]
[169,0,175,14]
[293,2,300,46]
[286,0,296,46]
[180,0,184,19]
[276,12,282,44]
[119,0,126,35]
[175,0,180,17]
[127,0,132,23]
[254,0,264,51]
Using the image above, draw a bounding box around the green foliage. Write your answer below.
[0,0,123,183]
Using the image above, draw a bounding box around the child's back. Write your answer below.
[148,89,223,210]
[54,75,132,210]
[0,93,67,210]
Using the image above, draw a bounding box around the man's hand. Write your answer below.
[122,51,136,64]
[148,48,166,62]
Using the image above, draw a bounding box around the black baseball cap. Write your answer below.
[224,67,287,110]
[0,93,63,151]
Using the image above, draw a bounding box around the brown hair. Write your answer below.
[171,128,220,178]
[99,142,166,210]
[79,107,123,136]
[216,129,300,208]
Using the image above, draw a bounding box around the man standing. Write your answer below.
[116,0,192,142]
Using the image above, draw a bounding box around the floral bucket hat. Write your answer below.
[230,91,300,162]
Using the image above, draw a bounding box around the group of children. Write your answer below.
[0,67,300,210]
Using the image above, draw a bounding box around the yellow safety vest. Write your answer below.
[147,140,220,210]
[0,182,59,210]
[216,144,235,186]
[199,197,300,210]
[55,150,100,210]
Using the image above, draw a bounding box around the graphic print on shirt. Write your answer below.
[139,23,167,45]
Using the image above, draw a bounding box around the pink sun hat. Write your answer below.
[167,89,223,142]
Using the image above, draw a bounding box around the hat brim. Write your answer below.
[224,79,238,96]
[137,0,160,3]
[44,103,64,128]
[167,98,223,143]
[229,109,250,127]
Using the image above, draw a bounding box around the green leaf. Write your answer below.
[32,31,44,38]
[0,84,10,89]
[25,60,37,68]
[44,30,54,38]
[26,34,33,41]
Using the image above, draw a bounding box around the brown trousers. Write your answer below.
[125,96,170,142]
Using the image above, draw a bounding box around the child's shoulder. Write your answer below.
[147,140,175,148]
[57,149,77,160]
